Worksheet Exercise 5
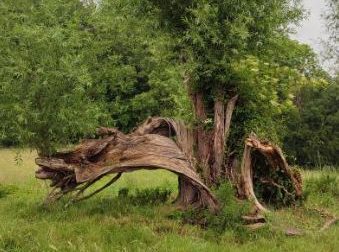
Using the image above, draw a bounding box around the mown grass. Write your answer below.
[0,148,338,252]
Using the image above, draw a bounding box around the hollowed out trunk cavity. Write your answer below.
[252,151,297,208]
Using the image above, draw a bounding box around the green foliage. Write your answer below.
[85,0,191,131]
[230,56,295,144]
[0,0,109,154]
[151,0,326,150]
[173,182,250,233]
[208,182,250,233]
[284,80,339,166]
[0,0,190,154]
[1,0,336,166]
[180,0,305,99]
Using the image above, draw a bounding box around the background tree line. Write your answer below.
[0,0,338,167]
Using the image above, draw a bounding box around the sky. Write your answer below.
[292,0,328,60]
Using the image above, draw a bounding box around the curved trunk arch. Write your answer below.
[35,118,219,212]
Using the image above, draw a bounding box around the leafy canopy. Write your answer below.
[0,0,189,154]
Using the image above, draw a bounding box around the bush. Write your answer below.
[172,182,250,233]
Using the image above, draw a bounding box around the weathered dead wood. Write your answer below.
[259,178,295,198]
[191,92,213,184]
[320,217,338,232]
[73,173,122,203]
[35,117,219,212]
[240,134,302,212]
[211,94,238,184]
[212,97,225,184]
[224,95,239,142]
[242,214,266,224]
[223,95,239,182]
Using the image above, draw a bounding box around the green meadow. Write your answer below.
[0,149,338,252]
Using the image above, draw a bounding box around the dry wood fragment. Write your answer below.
[242,215,266,224]
[284,227,304,236]
[246,222,266,230]
[320,217,338,232]
[240,134,302,212]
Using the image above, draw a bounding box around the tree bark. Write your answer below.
[211,96,225,184]
[224,95,239,143]
[191,92,213,183]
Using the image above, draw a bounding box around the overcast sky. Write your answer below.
[292,0,328,57]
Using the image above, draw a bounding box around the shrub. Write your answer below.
[172,182,250,233]
[207,182,250,233]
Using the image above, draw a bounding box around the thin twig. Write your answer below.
[73,174,105,198]
[259,178,294,197]
[73,173,122,203]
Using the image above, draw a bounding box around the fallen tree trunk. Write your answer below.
[35,117,219,212]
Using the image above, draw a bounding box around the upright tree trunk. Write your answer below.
[190,90,239,186]
[191,92,213,184]
[211,93,225,184]
[223,94,239,181]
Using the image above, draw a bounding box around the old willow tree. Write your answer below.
[6,0,309,211]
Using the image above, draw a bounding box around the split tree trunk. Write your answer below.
[239,135,302,211]
[190,90,239,185]
[35,95,302,212]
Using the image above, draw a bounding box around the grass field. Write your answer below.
[0,148,338,252]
